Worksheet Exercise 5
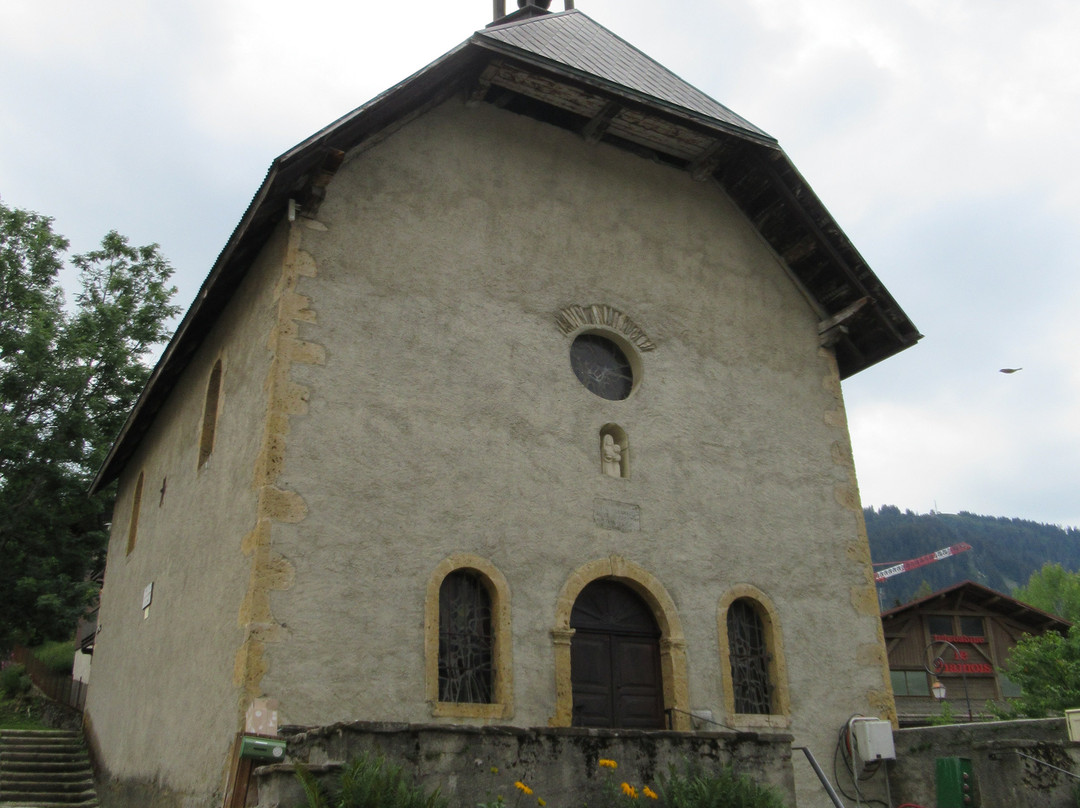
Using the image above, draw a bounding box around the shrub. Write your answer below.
[295,752,447,808]
[0,664,31,699]
[659,763,789,808]
[33,640,76,675]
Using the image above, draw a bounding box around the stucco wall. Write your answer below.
[85,225,289,805]
[247,97,889,808]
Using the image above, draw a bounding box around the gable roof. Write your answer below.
[478,11,770,139]
[92,8,921,493]
[881,580,1071,634]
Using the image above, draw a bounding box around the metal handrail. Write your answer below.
[795,746,847,808]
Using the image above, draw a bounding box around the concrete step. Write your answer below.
[2,777,96,795]
[0,729,98,807]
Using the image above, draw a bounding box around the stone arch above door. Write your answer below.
[549,556,689,729]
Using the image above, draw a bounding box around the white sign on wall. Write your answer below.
[142,582,154,610]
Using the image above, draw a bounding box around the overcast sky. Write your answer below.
[2,0,1078,529]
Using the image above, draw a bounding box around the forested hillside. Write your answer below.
[865,506,1080,609]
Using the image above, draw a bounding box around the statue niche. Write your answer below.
[600,426,629,479]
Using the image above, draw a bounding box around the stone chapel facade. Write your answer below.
[83,3,920,805]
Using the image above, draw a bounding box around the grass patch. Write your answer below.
[0,695,51,730]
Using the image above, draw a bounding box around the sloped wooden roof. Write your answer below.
[881,580,1071,634]
[92,9,921,492]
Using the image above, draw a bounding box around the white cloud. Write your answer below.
[2,0,1077,527]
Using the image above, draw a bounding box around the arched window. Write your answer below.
[718,586,790,726]
[125,471,144,555]
[439,570,493,703]
[198,358,222,469]
[727,599,772,714]
[425,555,512,718]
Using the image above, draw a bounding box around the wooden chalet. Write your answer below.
[881,580,1069,725]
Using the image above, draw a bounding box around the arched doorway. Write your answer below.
[570,579,664,728]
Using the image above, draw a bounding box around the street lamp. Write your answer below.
[924,640,973,721]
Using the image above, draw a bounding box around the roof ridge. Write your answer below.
[475,10,770,139]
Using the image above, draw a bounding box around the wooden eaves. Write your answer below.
[91,10,920,493]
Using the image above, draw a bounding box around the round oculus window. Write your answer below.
[570,333,634,400]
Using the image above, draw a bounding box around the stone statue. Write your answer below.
[602,434,623,478]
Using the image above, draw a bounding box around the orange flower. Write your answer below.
[599,759,618,769]
[621,783,638,799]
[514,782,533,796]
[642,786,658,800]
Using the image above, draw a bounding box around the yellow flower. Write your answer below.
[621,783,638,799]
[599,759,618,769]
[643,787,658,800]
[515,782,534,796]
[538,800,546,807]
[491,767,499,774]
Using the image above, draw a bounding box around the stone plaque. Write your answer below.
[593,498,641,532]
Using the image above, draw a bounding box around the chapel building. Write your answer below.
[83,2,921,804]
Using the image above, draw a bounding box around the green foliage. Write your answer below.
[0,690,50,730]
[865,506,1080,606]
[658,763,789,808]
[927,700,956,726]
[0,664,30,699]
[1013,563,1080,623]
[0,199,179,651]
[32,639,76,675]
[993,625,1080,719]
[294,753,447,808]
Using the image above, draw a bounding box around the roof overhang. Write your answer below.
[91,11,921,493]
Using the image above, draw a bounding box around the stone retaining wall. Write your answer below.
[252,722,796,808]
[889,718,1080,808]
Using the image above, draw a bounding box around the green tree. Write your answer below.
[995,626,1080,718]
[0,200,179,651]
[1013,562,1080,623]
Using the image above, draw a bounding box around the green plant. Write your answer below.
[0,688,49,730]
[0,664,30,699]
[928,701,956,726]
[294,752,447,808]
[659,763,789,808]
[32,640,76,675]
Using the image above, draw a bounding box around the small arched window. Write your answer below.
[198,359,222,469]
[438,570,493,704]
[727,599,773,714]
[718,587,790,725]
[126,472,144,555]
[425,556,512,718]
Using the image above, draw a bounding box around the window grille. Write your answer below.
[439,570,494,703]
[727,599,773,714]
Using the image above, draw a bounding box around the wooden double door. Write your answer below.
[569,579,665,729]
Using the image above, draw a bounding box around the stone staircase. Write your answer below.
[0,729,99,807]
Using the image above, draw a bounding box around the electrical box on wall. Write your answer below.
[239,735,286,761]
[1066,708,1080,742]
[850,717,896,763]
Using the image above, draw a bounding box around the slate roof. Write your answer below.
[91,7,921,492]
[477,11,772,141]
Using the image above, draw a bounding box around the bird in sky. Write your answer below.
[999,368,1023,374]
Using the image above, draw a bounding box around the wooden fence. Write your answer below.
[10,645,87,712]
